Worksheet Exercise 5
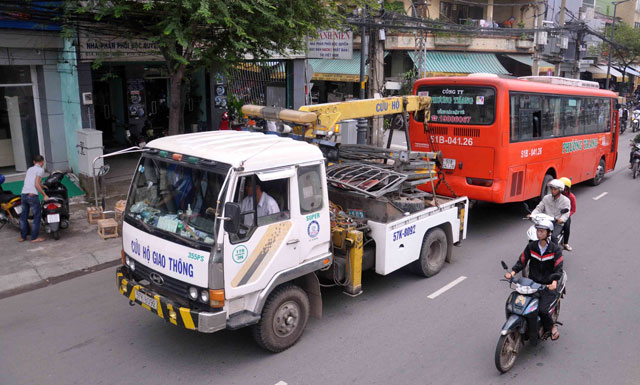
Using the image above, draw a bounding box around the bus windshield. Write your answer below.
[416,86,496,125]
[125,155,227,248]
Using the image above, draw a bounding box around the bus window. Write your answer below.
[415,86,496,125]
[510,93,542,141]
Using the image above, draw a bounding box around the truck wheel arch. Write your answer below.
[294,273,322,319]
[438,223,454,263]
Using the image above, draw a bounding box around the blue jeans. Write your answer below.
[20,194,41,240]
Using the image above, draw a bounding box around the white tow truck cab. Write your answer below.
[117,99,469,352]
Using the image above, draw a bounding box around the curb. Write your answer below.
[0,259,121,300]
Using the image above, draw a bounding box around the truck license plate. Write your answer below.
[47,214,60,223]
[135,290,158,310]
[442,158,456,170]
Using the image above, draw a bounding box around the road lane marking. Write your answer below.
[593,192,608,201]
[428,276,467,299]
[275,382,288,385]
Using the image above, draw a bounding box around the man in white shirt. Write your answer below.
[240,180,280,227]
[20,155,48,242]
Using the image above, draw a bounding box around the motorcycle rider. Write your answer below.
[528,179,571,244]
[559,177,576,252]
[505,219,563,340]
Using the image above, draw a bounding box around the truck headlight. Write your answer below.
[188,287,198,300]
[200,290,209,303]
[125,256,136,271]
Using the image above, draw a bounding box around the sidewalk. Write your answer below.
[0,165,135,298]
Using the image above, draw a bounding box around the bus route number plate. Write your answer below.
[442,158,456,170]
[135,290,158,310]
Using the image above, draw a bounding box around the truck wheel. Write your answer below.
[412,228,448,277]
[590,159,605,186]
[252,284,310,353]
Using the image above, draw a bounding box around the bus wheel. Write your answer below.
[539,174,553,201]
[590,159,606,186]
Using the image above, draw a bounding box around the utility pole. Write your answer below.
[357,6,369,144]
[532,3,544,75]
[555,0,567,76]
[573,27,584,79]
[370,23,385,147]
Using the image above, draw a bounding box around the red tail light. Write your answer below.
[466,177,494,187]
[47,202,61,210]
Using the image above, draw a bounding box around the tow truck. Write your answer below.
[117,96,469,352]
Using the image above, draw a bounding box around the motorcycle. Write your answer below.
[495,261,567,373]
[524,204,569,245]
[632,110,640,133]
[40,171,70,240]
[631,141,640,179]
[0,175,22,230]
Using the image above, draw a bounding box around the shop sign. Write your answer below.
[78,33,163,62]
[307,29,353,60]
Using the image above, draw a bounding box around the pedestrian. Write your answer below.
[19,154,48,242]
[559,177,575,251]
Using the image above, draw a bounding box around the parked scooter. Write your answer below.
[631,141,640,179]
[41,171,70,240]
[0,174,22,230]
[495,261,567,373]
[620,106,628,134]
[632,110,640,132]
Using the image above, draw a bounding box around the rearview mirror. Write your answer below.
[523,202,531,214]
[501,261,509,270]
[223,202,241,234]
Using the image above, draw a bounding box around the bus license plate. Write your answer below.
[135,290,158,310]
[47,214,60,223]
[442,158,456,170]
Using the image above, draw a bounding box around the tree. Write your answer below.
[601,22,640,93]
[61,0,368,135]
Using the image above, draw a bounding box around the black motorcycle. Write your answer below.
[631,142,640,179]
[495,261,567,373]
[41,171,70,240]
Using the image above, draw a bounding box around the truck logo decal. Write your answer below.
[231,221,292,287]
[149,272,164,286]
[232,245,248,264]
[307,220,320,238]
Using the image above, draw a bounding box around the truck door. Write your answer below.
[294,163,331,265]
[223,170,297,299]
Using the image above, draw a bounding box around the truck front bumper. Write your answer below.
[116,267,226,333]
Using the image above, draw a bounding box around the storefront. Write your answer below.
[77,34,208,152]
[308,51,366,103]
[408,51,509,77]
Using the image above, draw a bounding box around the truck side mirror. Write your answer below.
[223,202,241,234]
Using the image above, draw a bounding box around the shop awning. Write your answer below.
[308,51,367,82]
[615,66,640,77]
[588,65,625,80]
[505,54,555,72]
[408,51,509,75]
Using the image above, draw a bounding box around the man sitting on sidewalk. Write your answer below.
[19,155,48,242]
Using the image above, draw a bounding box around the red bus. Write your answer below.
[410,75,619,203]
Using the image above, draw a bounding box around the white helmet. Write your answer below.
[548,179,565,191]
[535,218,554,232]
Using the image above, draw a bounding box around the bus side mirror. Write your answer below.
[223,202,241,234]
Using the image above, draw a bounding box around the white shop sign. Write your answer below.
[307,29,353,60]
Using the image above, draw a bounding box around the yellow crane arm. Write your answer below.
[298,95,431,133]
[241,95,431,135]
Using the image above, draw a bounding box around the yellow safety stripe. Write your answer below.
[154,295,164,318]
[179,308,196,330]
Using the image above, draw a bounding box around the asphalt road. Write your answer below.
[2,131,639,385]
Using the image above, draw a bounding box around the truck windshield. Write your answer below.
[125,155,226,248]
